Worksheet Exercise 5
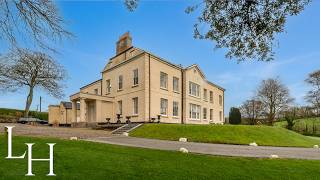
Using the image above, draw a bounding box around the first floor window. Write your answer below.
[189,82,200,97]
[173,101,179,117]
[133,69,139,85]
[210,109,213,120]
[189,104,200,120]
[219,95,223,106]
[94,88,98,95]
[210,91,213,103]
[160,72,168,89]
[203,89,207,101]
[160,98,168,115]
[118,75,123,90]
[106,79,111,93]
[203,108,207,119]
[133,97,138,115]
[173,77,179,92]
[118,101,122,114]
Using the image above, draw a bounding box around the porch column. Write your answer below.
[96,100,102,122]
[71,100,77,123]
[80,98,87,122]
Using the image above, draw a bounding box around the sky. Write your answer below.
[0,0,320,116]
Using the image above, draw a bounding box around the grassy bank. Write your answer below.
[130,124,320,147]
[0,135,319,179]
[0,108,48,121]
[275,118,320,137]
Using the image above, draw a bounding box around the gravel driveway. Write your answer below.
[86,136,320,160]
[0,123,111,139]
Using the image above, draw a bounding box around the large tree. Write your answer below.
[0,49,66,117]
[305,69,320,116]
[185,0,311,61]
[240,98,264,125]
[256,78,294,124]
[0,0,72,51]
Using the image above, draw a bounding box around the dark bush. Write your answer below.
[229,107,241,124]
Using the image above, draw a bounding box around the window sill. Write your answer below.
[160,87,168,91]
[189,94,201,99]
[173,91,180,94]
[132,84,139,88]
[117,89,123,92]
[106,93,111,95]
[203,100,208,102]
[131,114,138,117]
[189,119,201,121]
[160,114,168,118]
[172,116,179,119]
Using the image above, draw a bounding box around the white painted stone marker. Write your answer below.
[270,154,279,159]
[179,138,188,142]
[249,142,258,146]
[179,147,189,153]
[70,137,78,140]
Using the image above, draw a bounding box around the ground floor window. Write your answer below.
[160,98,168,115]
[189,103,200,120]
[203,108,207,119]
[133,97,138,115]
[173,101,179,117]
[219,111,222,121]
[210,109,213,120]
[118,100,122,115]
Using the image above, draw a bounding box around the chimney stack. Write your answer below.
[116,32,132,55]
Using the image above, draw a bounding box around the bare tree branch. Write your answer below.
[0,49,66,117]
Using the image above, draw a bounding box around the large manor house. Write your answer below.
[48,33,225,127]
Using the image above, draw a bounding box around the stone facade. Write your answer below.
[49,32,225,127]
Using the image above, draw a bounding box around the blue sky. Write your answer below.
[1,1,320,115]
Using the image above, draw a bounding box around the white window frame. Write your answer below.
[189,103,201,120]
[189,82,200,97]
[203,108,207,119]
[160,72,168,89]
[173,77,179,92]
[173,101,179,117]
[133,69,139,86]
[210,91,213,103]
[118,100,122,115]
[118,75,123,90]
[133,97,138,115]
[106,79,111,94]
[160,98,168,116]
[203,89,207,101]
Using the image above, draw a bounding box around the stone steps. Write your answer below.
[111,123,142,135]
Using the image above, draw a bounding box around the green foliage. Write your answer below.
[186,0,310,61]
[0,108,48,120]
[275,118,320,137]
[0,135,319,179]
[131,124,320,147]
[229,107,241,124]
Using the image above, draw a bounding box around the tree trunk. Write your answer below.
[24,86,34,118]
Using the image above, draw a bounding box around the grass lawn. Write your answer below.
[0,135,319,179]
[130,124,320,147]
[275,118,320,137]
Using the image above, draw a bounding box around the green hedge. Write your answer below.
[0,108,48,121]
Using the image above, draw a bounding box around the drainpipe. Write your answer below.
[148,54,151,122]
[181,67,184,124]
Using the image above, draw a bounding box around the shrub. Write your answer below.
[229,107,241,124]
